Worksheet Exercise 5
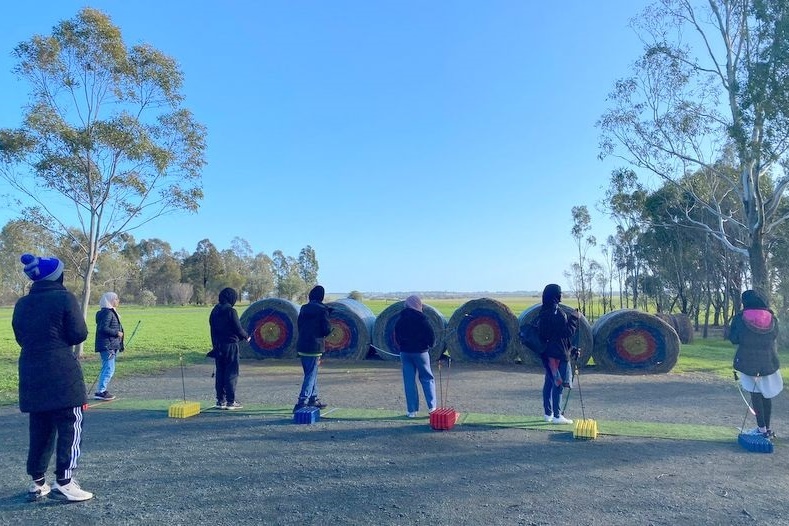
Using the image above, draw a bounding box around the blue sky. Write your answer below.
[0,1,653,293]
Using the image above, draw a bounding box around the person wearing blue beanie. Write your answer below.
[12,254,94,502]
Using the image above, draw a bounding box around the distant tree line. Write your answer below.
[0,220,319,307]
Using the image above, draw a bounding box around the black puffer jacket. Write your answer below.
[12,280,89,413]
[394,308,435,353]
[729,309,780,377]
[95,308,124,353]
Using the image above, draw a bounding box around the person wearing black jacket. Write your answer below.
[729,289,783,439]
[537,284,579,425]
[293,285,333,413]
[12,254,93,502]
[94,292,124,400]
[209,287,250,410]
[394,295,437,418]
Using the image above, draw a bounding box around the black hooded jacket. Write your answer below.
[297,286,333,356]
[537,284,578,361]
[209,288,249,347]
[12,280,89,413]
[394,307,435,353]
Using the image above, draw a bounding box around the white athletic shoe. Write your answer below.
[27,481,50,501]
[552,415,573,425]
[406,412,417,418]
[52,480,94,502]
[543,414,553,422]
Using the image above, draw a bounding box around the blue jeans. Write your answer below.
[541,357,569,417]
[298,355,320,403]
[400,351,436,413]
[97,351,116,393]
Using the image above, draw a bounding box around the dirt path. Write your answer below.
[0,360,786,525]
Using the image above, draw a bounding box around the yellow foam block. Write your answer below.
[168,401,201,419]
[573,418,598,440]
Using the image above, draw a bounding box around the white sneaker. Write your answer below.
[552,415,573,425]
[428,407,437,414]
[406,412,417,418]
[543,414,553,422]
[52,480,93,502]
[27,481,50,501]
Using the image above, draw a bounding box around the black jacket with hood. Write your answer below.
[537,284,578,361]
[209,288,249,360]
[12,279,89,413]
[729,290,780,377]
[297,286,333,356]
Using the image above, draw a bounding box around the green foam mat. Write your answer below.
[85,400,737,442]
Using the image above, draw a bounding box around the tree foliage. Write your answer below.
[598,0,789,299]
[0,8,206,325]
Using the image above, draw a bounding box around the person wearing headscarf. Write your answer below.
[293,285,333,413]
[394,295,437,418]
[537,284,579,425]
[209,287,250,410]
[12,254,93,502]
[94,292,124,401]
[729,289,782,439]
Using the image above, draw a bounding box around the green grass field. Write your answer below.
[1,298,786,405]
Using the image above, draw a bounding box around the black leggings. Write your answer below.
[750,392,772,429]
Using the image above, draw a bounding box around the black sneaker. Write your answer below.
[94,391,116,401]
[308,398,327,409]
[293,403,306,413]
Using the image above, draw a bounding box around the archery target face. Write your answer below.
[456,308,509,360]
[249,309,293,358]
[606,324,666,369]
[324,312,359,358]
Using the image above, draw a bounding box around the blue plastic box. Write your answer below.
[737,433,774,453]
[293,406,321,424]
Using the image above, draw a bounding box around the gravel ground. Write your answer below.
[0,359,787,526]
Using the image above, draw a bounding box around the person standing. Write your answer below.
[293,285,333,413]
[394,295,437,418]
[209,287,250,410]
[537,284,579,425]
[729,289,783,439]
[12,253,94,502]
[94,292,124,401]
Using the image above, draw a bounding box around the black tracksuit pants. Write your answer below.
[27,406,84,481]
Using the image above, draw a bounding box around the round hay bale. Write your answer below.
[371,301,447,361]
[654,313,678,332]
[324,298,376,360]
[239,298,300,359]
[592,309,680,374]
[446,298,518,363]
[517,305,593,367]
[672,313,694,344]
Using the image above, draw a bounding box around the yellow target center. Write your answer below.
[471,323,495,344]
[258,323,281,343]
[622,333,649,356]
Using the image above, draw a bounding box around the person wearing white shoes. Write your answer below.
[12,254,94,502]
[536,284,579,425]
[208,288,250,410]
[394,295,437,418]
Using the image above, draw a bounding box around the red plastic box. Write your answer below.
[430,408,459,431]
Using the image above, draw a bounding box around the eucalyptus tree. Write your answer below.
[600,168,648,307]
[570,206,596,316]
[0,8,205,321]
[246,253,275,301]
[0,219,55,301]
[599,0,789,299]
